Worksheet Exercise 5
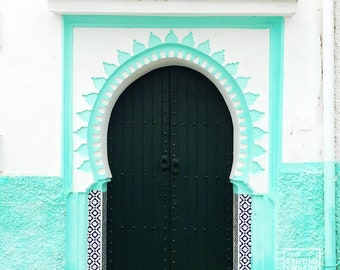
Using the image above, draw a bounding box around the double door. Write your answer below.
[107,66,234,270]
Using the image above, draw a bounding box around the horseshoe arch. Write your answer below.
[74,31,268,194]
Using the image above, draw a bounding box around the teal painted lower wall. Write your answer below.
[0,176,65,269]
[0,163,339,269]
[276,163,325,269]
[336,164,340,266]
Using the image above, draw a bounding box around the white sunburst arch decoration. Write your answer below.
[73,30,268,195]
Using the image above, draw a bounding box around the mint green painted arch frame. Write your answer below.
[88,43,254,194]
[63,15,284,270]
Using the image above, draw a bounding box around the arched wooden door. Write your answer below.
[106,66,234,270]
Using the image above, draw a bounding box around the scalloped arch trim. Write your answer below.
[74,31,267,194]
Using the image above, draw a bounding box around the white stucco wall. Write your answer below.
[0,0,326,177]
[335,0,340,161]
[283,0,323,163]
[0,0,61,176]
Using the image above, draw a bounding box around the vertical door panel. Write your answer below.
[107,68,170,270]
[169,67,233,270]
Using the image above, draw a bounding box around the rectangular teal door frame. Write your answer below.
[62,15,284,270]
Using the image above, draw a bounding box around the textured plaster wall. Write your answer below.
[336,165,340,262]
[0,1,65,269]
[0,176,65,269]
[276,164,324,269]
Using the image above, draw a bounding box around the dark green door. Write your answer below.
[107,66,234,270]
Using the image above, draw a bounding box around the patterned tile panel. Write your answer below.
[238,194,252,269]
[88,190,102,270]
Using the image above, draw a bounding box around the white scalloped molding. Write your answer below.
[48,0,297,16]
